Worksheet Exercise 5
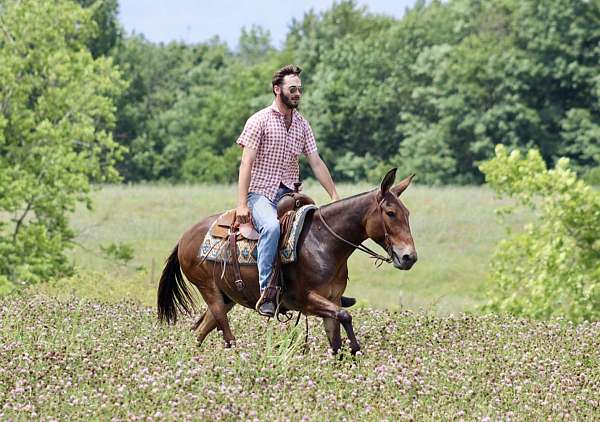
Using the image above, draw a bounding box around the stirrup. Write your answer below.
[255,286,279,312]
[256,300,275,318]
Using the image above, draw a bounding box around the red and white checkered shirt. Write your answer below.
[236,101,318,201]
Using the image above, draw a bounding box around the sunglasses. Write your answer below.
[287,85,303,94]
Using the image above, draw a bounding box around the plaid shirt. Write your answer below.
[236,101,318,201]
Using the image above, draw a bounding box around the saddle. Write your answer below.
[209,184,315,241]
[208,184,315,303]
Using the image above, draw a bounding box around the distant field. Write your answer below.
[49,182,530,314]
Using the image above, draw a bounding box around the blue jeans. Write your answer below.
[247,185,293,292]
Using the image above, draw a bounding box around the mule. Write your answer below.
[157,168,417,354]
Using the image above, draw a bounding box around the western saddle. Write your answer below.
[209,183,315,302]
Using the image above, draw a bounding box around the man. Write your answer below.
[236,64,339,317]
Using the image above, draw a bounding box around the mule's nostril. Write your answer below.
[401,253,417,264]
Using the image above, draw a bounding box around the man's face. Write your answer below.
[278,74,302,109]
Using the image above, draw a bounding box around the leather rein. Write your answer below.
[317,196,394,266]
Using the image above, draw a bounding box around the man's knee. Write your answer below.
[261,220,280,237]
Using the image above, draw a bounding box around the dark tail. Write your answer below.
[157,244,196,324]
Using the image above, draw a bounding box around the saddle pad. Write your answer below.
[198,204,317,265]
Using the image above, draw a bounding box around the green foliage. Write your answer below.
[582,166,600,186]
[95,0,600,184]
[100,242,134,264]
[181,145,241,183]
[111,31,289,183]
[111,36,227,181]
[0,0,125,285]
[0,276,14,296]
[333,152,378,182]
[480,145,600,321]
[74,0,122,57]
[238,25,275,65]
[175,57,281,183]
[390,0,600,184]
[259,323,307,373]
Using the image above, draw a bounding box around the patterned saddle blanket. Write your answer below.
[198,204,317,265]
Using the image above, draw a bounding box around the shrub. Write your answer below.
[582,166,600,186]
[333,152,378,182]
[479,145,600,322]
[181,146,240,183]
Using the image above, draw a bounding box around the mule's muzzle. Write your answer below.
[392,247,417,270]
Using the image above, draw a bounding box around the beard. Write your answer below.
[281,92,300,109]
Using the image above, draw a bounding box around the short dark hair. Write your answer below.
[272,64,302,95]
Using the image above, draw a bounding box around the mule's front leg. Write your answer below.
[323,317,342,354]
[306,291,360,355]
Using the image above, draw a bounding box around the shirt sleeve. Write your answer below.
[236,114,263,150]
[302,120,318,155]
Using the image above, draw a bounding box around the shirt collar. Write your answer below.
[270,100,296,119]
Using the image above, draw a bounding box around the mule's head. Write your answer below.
[365,168,417,270]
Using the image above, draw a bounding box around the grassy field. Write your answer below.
[56,182,529,314]
[1,294,598,420]
[3,184,599,420]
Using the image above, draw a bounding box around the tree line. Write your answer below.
[101,0,600,184]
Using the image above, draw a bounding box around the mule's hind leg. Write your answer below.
[194,302,236,346]
[195,285,237,348]
[191,312,206,332]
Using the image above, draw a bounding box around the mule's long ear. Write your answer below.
[380,168,397,195]
[391,174,415,196]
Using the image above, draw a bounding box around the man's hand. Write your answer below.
[235,204,251,226]
[331,193,340,202]
[236,147,256,227]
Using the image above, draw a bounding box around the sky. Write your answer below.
[118,0,418,49]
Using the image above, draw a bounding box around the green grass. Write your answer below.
[60,182,529,314]
[5,184,597,421]
[1,294,597,420]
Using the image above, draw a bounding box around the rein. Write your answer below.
[317,197,394,266]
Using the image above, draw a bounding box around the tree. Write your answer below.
[480,145,600,321]
[103,0,599,185]
[0,0,125,288]
[511,0,600,169]
[111,36,233,181]
[292,0,461,181]
[396,0,600,184]
[178,55,285,183]
[75,0,122,57]
[238,25,275,65]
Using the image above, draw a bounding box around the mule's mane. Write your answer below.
[318,188,376,212]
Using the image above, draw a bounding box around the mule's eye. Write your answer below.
[386,210,395,217]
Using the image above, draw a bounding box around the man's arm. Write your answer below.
[307,152,340,201]
[236,147,257,224]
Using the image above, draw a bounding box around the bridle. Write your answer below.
[317,195,395,266]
